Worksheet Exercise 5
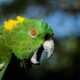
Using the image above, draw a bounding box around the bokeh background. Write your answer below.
[0,0,80,80]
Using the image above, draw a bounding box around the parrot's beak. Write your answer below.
[30,38,54,64]
[43,39,54,58]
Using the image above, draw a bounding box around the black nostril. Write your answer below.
[44,32,54,40]
[52,33,54,36]
[44,34,52,40]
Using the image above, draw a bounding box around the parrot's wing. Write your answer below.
[0,28,11,80]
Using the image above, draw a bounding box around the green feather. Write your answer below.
[0,18,53,79]
[0,28,11,80]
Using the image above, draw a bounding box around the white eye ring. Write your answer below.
[29,29,38,38]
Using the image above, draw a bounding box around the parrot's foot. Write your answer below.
[0,62,5,69]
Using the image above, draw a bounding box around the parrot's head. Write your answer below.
[4,16,54,65]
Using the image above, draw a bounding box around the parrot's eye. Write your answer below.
[30,29,37,35]
[29,29,38,38]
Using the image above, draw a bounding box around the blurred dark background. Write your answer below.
[0,0,80,80]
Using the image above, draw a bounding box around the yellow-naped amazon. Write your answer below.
[0,16,54,80]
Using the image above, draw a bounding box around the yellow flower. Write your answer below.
[4,20,18,30]
[4,16,25,31]
[4,21,12,30]
[17,16,25,23]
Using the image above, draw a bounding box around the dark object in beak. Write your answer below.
[36,45,44,62]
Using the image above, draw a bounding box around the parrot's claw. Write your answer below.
[0,62,5,69]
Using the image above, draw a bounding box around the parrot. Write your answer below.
[0,16,54,80]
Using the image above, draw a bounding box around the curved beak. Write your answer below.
[31,38,54,64]
[43,39,54,58]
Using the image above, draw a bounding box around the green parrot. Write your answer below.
[0,16,54,80]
